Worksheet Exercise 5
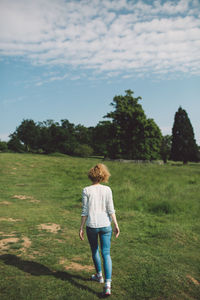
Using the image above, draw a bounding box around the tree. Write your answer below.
[171,107,199,163]
[39,121,62,153]
[60,119,79,154]
[197,146,200,161]
[141,118,162,160]
[0,140,8,152]
[7,133,25,152]
[104,90,162,159]
[16,119,40,151]
[75,124,91,145]
[37,121,53,153]
[92,121,114,157]
[37,119,78,154]
[160,135,172,163]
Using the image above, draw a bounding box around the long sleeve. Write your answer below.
[81,188,88,216]
[81,185,115,228]
[106,188,115,215]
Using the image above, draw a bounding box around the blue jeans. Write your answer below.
[86,225,112,281]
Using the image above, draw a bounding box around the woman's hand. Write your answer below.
[114,225,120,238]
[79,216,87,240]
[79,228,84,240]
[110,213,120,238]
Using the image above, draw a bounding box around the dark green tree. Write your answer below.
[104,90,162,159]
[16,119,40,151]
[160,135,172,163]
[37,121,53,153]
[60,119,78,154]
[197,146,200,161]
[0,140,8,152]
[7,133,25,152]
[38,119,77,154]
[171,107,199,163]
[75,124,92,146]
[92,121,115,157]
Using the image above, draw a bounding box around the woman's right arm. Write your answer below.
[80,188,88,241]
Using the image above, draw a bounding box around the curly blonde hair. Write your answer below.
[88,163,111,183]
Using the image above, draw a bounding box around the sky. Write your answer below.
[0,0,200,144]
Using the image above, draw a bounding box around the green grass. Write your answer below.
[0,153,200,300]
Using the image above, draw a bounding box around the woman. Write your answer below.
[79,163,120,296]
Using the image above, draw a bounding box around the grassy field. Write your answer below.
[0,153,200,300]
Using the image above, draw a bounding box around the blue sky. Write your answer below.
[0,0,200,144]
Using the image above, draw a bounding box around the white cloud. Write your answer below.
[35,73,69,86]
[0,0,200,78]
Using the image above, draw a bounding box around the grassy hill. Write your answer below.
[0,153,200,299]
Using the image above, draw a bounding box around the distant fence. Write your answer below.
[103,158,164,165]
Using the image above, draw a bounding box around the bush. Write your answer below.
[49,152,68,157]
[74,144,93,157]
[0,141,8,152]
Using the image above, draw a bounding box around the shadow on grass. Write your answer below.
[0,254,106,298]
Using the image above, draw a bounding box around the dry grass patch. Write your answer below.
[12,195,40,203]
[0,218,21,222]
[20,236,32,253]
[0,234,31,254]
[71,256,82,262]
[0,232,16,237]
[59,258,94,272]
[12,195,32,200]
[186,275,200,286]
[0,238,19,251]
[0,201,12,205]
[38,223,61,233]
[29,199,40,203]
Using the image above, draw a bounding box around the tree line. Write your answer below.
[0,90,199,164]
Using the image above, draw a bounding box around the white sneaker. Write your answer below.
[91,274,104,283]
[103,286,111,296]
